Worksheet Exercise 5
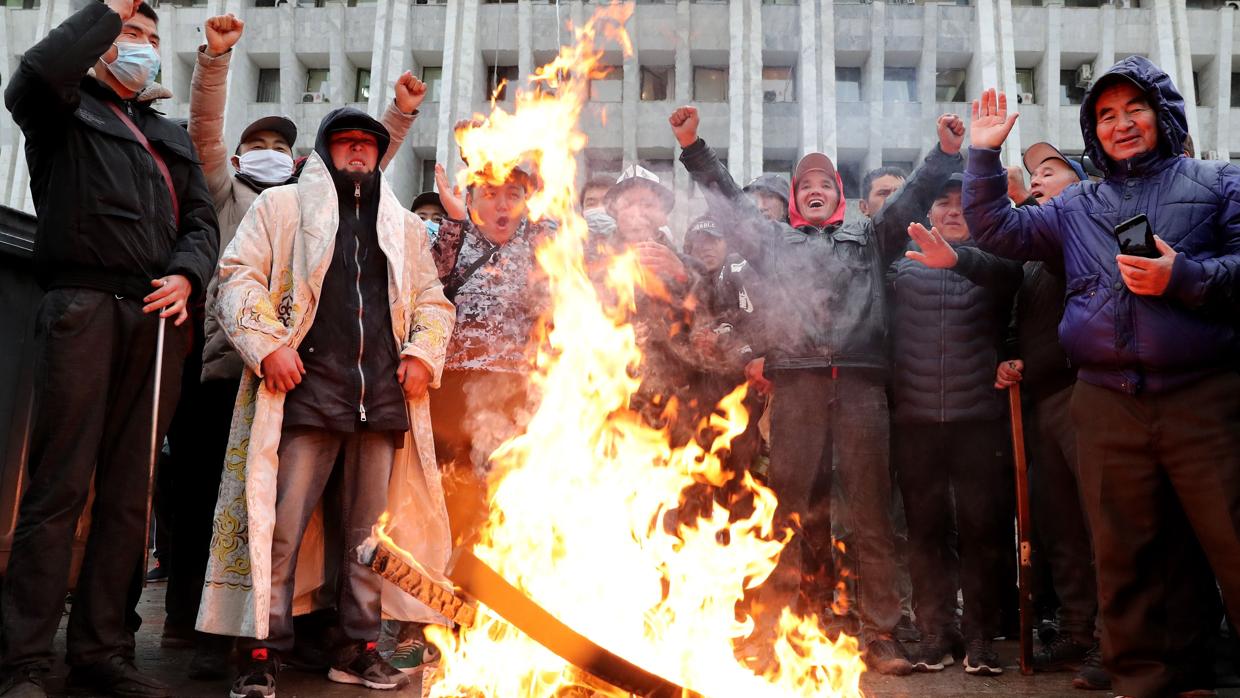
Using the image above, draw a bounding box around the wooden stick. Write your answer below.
[1008,383,1034,675]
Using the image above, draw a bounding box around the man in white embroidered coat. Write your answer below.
[197,107,454,698]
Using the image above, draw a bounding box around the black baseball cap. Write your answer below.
[239,115,297,149]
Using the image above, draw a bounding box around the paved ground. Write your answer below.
[36,585,1240,697]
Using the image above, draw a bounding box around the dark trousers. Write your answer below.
[1,289,188,669]
[1027,385,1098,643]
[239,428,395,653]
[1071,374,1240,698]
[163,374,240,633]
[763,369,901,640]
[895,420,1011,642]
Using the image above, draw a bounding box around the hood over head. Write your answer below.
[1079,56,1187,177]
[313,107,392,184]
[788,151,847,230]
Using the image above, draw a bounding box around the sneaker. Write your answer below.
[145,560,168,583]
[230,648,278,698]
[328,642,408,690]
[1034,633,1092,672]
[389,637,440,675]
[963,638,1004,676]
[67,655,171,698]
[913,632,955,672]
[0,666,47,698]
[864,636,914,676]
[1072,644,1110,690]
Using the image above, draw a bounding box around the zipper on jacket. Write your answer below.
[353,180,367,423]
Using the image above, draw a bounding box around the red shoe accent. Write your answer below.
[366,641,377,652]
[251,648,269,661]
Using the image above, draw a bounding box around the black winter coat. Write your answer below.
[4,3,218,298]
[888,242,1021,424]
[1010,259,1075,402]
[680,140,964,373]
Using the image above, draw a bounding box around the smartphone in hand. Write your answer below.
[1115,214,1159,259]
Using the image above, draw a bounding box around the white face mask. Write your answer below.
[237,149,294,184]
[106,42,161,93]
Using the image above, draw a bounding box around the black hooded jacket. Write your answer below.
[4,3,218,299]
[283,108,408,433]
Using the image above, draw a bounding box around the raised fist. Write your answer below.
[204,14,245,57]
[394,71,427,114]
[668,106,700,148]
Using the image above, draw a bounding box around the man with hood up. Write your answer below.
[964,58,1240,698]
[157,14,426,678]
[669,106,964,675]
[197,107,454,698]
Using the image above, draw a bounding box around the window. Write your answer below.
[423,66,444,102]
[836,67,862,102]
[884,67,917,103]
[935,69,966,102]
[640,66,672,101]
[487,65,520,101]
[1192,71,1202,106]
[1186,0,1220,7]
[421,160,437,192]
[346,0,376,5]
[762,66,795,103]
[306,68,330,95]
[3,0,39,8]
[693,67,728,102]
[1064,0,1101,6]
[355,69,370,103]
[590,67,623,102]
[1060,69,1086,105]
[257,68,281,103]
[1016,68,1036,104]
[1232,72,1240,107]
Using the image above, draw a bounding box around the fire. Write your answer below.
[419,6,865,697]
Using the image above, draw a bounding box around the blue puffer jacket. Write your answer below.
[964,56,1240,394]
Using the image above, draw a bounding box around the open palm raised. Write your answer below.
[971,88,1020,150]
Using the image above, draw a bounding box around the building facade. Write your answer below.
[2,0,1238,221]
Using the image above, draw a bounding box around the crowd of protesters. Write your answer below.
[2,1,1238,697]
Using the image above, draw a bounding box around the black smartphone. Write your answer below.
[1115,214,1158,259]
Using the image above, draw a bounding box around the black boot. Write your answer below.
[66,656,170,698]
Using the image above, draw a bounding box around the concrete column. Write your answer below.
[864,0,885,172]
[996,0,1020,163]
[673,0,693,233]
[1212,7,1234,160]
[328,2,351,107]
[441,0,479,176]
[798,0,820,156]
[278,2,300,142]
[518,0,533,88]
[369,0,414,200]
[747,0,763,181]
[1152,0,1178,86]
[1169,0,1198,138]
[919,2,938,120]
[727,0,746,182]
[623,8,639,169]
[1096,3,1116,72]
[818,0,838,162]
[1042,1,1061,146]
[0,6,18,209]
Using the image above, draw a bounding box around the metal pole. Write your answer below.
[141,317,166,588]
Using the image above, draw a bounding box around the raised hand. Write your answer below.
[904,223,959,269]
[668,106,700,148]
[394,71,427,114]
[105,0,139,22]
[204,14,245,57]
[434,163,467,221]
[937,113,965,155]
[970,88,1019,150]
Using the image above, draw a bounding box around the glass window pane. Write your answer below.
[257,68,281,103]
[487,66,520,101]
[422,66,444,102]
[1232,73,1240,107]
[836,67,862,102]
[693,66,728,102]
[884,67,917,103]
[306,68,330,94]
[1060,68,1087,105]
[1016,68,1036,104]
[355,68,370,103]
[935,68,966,102]
[762,66,795,103]
[640,66,672,102]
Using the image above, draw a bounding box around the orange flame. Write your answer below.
[422,6,865,697]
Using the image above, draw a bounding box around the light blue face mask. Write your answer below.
[423,219,441,241]
[106,42,161,93]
